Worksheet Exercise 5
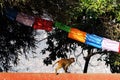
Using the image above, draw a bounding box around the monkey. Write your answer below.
[52,57,75,75]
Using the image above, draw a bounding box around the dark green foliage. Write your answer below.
[105,52,120,73]
[41,0,120,73]
[0,1,36,71]
[42,29,76,65]
[0,0,120,73]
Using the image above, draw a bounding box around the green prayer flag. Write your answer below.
[54,22,71,32]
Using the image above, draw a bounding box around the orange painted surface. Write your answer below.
[68,28,86,43]
[0,73,120,80]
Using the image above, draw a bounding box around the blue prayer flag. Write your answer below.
[5,7,18,20]
[85,34,103,48]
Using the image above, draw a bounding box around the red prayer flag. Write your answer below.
[119,43,120,53]
[33,18,53,31]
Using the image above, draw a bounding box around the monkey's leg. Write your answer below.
[55,66,62,75]
[63,66,68,73]
[64,65,70,73]
[63,67,67,73]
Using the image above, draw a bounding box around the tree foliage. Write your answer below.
[0,0,36,71]
[41,0,120,73]
[0,0,120,73]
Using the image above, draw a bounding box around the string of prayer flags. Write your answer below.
[68,28,86,43]
[5,8,53,31]
[16,12,35,27]
[5,7,18,21]
[33,17,53,31]
[55,22,120,53]
[54,22,71,32]
[5,8,120,53]
[102,38,119,52]
[85,34,103,48]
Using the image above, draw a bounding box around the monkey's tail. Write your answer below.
[52,61,58,67]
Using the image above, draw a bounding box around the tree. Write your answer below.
[0,0,120,73]
[41,0,120,73]
[64,0,120,73]
[0,0,36,71]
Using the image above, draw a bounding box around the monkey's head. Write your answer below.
[70,58,75,62]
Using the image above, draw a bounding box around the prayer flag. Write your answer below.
[5,8,18,20]
[33,18,53,31]
[16,12,35,27]
[54,22,71,32]
[102,38,119,52]
[85,34,103,48]
[68,28,86,43]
